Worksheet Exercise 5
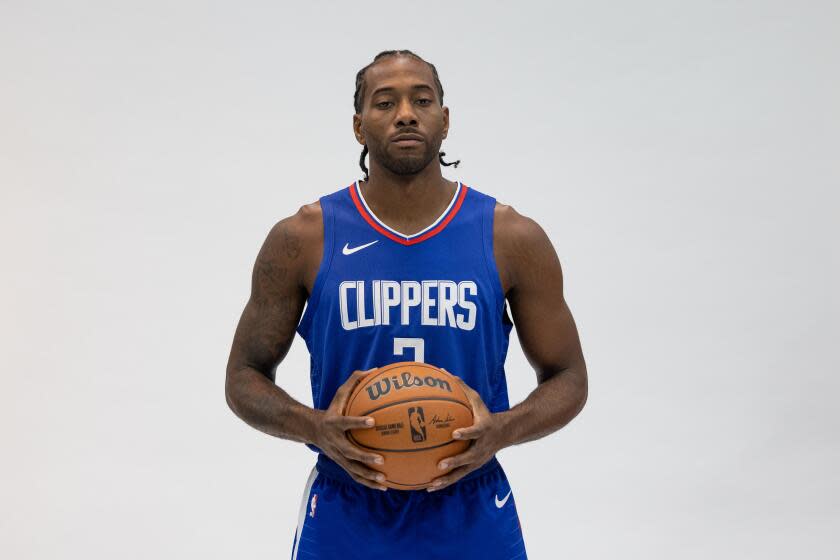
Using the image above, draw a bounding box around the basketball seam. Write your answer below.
[345,362,464,415]
[359,396,472,417]
[347,432,466,454]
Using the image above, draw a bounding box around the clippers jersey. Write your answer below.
[289,180,528,560]
[296,180,514,438]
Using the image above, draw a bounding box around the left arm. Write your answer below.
[492,205,588,447]
[429,205,588,491]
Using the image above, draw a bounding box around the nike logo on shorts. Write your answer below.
[495,490,512,508]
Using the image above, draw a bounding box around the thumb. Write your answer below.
[332,367,378,413]
[351,367,378,381]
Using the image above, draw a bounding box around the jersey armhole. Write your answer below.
[296,196,335,339]
[481,194,514,396]
[481,195,506,313]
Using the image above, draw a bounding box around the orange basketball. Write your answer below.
[344,362,474,490]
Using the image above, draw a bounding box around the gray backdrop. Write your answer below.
[2,1,838,558]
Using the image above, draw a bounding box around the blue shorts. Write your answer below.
[290,454,528,560]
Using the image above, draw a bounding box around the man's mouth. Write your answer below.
[391,133,425,147]
[393,139,423,147]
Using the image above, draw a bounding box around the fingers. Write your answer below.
[436,447,476,472]
[329,367,378,413]
[349,367,378,382]
[452,423,486,440]
[453,377,491,422]
[336,415,376,430]
[335,457,388,491]
[334,432,386,489]
[441,369,481,405]
[323,424,384,466]
[339,368,377,396]
[427,464,474,492]
[339,438,385,467]
[454,375,481,402]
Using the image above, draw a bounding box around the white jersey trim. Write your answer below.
[354,180,462,239]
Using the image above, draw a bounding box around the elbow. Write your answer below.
[574,368,588,414]
[225,387,237,415]
[577,382,588,414]
[225,371,241,416]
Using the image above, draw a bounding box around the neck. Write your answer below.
[360,163,457,235]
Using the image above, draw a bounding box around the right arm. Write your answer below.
[224,203,389,489]
[224,203,321,444]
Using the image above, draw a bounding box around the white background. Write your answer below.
[2,1,838,558]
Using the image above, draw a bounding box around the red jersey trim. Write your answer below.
[348,182,469,246]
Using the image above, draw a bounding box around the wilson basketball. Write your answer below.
[344,361,474,490]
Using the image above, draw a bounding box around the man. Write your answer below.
[225,49,588,560]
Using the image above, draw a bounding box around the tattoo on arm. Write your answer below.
[230,217,310,380]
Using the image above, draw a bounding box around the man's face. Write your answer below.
[353,56,449,177]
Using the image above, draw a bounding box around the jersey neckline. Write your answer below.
[348,179,469,246]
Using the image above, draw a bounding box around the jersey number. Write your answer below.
[393,337,425,363]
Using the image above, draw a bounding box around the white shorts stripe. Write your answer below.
[291,465,319,560]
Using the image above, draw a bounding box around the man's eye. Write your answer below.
[417,99,432,105]
[376,101,392,109]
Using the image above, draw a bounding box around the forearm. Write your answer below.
[496,366,587,448]
[226,366,323,445]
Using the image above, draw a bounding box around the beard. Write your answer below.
[368,136,442,176]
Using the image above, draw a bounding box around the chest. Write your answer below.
[312,235,512,295]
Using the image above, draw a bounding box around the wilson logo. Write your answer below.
[365,371,453,401]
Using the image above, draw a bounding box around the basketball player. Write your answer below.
[225,50,588,560]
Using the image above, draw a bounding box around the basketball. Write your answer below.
[344,361,474,490]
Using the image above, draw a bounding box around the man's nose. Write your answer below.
[395,98,418,126]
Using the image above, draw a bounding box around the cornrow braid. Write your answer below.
[354,50,461,181]
[358,145,460,181]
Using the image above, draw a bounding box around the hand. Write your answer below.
[427,370,508,492]
[313,367,388,491]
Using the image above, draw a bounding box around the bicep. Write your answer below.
[226,218,309,382]
[505,217,584,383]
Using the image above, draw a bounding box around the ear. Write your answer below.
[442,106,450,139]
[353,113,365,146]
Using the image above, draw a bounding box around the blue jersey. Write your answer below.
[296,179,514,424]
[290,179,527,560]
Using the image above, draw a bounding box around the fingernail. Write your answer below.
[453,431,461,439]
[438,462,448,470]
[376,474,384,482]
[375,457,384,465]
[365,418,374,426]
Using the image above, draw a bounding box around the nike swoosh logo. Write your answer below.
[495,490,512,508]
[342,240,378,255]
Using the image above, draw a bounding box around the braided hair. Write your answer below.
[354,49,461,181]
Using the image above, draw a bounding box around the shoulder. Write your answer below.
[256,201,323,290]
[264,200,322,254]
[493,201,553,255]
[290,200,323,240]
[492,201,560,294]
